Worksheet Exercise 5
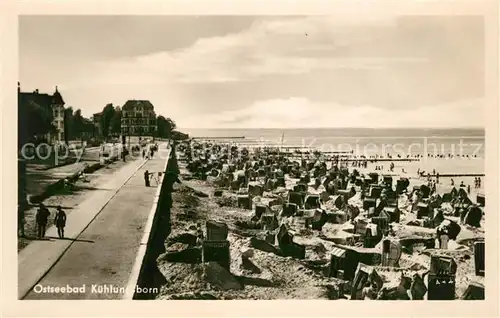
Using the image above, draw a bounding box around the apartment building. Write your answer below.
[121,100,157,136]
[18,83,65,145]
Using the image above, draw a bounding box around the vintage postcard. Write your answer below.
[1,0,499,317]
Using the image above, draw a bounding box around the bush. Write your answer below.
[171,131,189,141]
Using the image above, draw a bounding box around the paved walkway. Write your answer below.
[19,144,170,299]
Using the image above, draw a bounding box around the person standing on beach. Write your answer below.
[144,170,151,187]
[54,206,67,238]
[35,203,50,238]
[467,184,471,195]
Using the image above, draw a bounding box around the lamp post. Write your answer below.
[128,124,131,149]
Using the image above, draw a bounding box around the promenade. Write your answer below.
[18,144,170,299]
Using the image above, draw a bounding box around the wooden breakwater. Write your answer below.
[428,173,485,177]
[193,136,246,140]
[281,156,420,162]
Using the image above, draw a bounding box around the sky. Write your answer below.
[19,15,485,129]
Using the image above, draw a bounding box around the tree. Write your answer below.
[73,109,85,139]
[156,116,177,138]
[171,131,189,140]
[166,117,177,132]
[100,103,115,139]
[109,106,122,136]
[63,107,74,144]
[20,101,56,144]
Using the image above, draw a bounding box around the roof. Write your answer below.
[122,100,155,111]
[53,88,65,104]
[19,87,64,110]
[19,92,53,110]
[331,246,347,258]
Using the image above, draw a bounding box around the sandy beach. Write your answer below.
[154,139,485,300]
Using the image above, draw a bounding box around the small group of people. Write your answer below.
[351,160,368,168]
[450,177,480,194]
[426,179,438,195]
[474,177,482,189]
[34,203,67,239]
[416,168,440,184]
[142,143,158,160]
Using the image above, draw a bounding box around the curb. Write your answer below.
[123,145,171,300]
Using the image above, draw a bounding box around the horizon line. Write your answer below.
[179,126,485,130]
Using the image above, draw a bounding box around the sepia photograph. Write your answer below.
[2,0,499,316]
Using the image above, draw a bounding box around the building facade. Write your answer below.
[121,100,157,136]
[18,83,65,145]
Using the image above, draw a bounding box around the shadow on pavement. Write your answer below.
[26,204,75,210]
[22,236,56,242]
[71,185,113,192]
[45,236,95,243]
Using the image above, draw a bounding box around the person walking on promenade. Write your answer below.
[478,177,481,188]
[450,178,454,186]
[36,203,50,239]
[142,149,146,159]
[54,206,67,239]
[144,170,151,187]
[467,184,471,195]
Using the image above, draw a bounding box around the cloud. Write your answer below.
[177,97,484,129]
[19,15,484,127]
[89,16,432,85]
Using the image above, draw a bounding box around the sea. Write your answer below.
[183,128,485,159]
